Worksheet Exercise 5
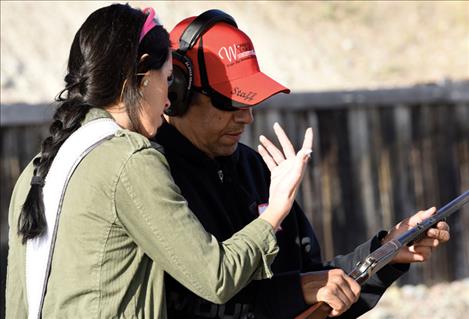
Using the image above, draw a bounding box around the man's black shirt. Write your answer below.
[153,122,408,319]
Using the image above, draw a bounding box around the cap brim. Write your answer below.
[211,71,290,107]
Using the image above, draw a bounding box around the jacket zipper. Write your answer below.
[217,169,224,183]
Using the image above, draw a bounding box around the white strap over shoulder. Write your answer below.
[26,118,121,319]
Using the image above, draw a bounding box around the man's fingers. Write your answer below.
[344,274,361,302]
[413,238,439,248]
[435,221,450,231]
[426,227,450,242]
[408,207,436,226]
[413,246,432,260]
[259,135,285,165]
[407,246,432,261]
[318,287,349,317]
[333,272,360,304]
[399,249,425,262]
[273,122,296,159]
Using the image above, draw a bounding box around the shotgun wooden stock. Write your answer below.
[295,190,469,319]
[294,301,331,319]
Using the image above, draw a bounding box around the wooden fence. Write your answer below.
[1,81,468,316]
[242,81,469,286]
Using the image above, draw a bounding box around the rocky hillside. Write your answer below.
[1,1,468,104]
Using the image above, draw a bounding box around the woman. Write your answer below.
[6,4,313,318]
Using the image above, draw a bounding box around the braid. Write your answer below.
[18,84,90,244]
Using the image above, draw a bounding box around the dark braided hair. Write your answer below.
[18,4,170,243]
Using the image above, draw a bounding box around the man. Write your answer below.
[153,10,450,319]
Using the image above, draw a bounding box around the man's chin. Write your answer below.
[215,143,239,157]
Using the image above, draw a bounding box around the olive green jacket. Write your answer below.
[6,109,278,318]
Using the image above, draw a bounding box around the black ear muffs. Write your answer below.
[166,51,193,116]
[164,9,237,117]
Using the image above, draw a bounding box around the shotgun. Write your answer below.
[295,190,469,319]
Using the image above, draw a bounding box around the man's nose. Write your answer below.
[234,108,253,124]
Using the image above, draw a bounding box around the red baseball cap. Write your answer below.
[170,16,290,108]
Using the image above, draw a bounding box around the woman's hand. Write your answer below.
[257,123,313,230]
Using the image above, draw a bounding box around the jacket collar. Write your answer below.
[82,108,114,125]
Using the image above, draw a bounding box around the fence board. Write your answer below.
[455,103,469,280]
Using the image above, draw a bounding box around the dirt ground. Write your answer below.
[360,279,469,319]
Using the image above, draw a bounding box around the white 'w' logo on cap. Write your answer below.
[218,45,238,63]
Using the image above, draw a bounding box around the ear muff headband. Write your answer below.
[166,10,237,116]
[178,9,237,53]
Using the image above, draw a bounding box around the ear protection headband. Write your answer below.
[166,9,237,116]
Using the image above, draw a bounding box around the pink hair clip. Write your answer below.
[139,7,160,43]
